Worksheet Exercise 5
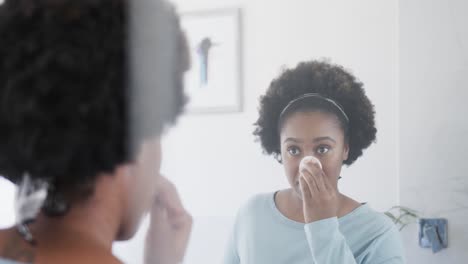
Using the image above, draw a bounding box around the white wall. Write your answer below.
[399,0,468,263]
[117,0,400,263]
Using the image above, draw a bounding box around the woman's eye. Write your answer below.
[316,146,330,155]
[287,147,301,156]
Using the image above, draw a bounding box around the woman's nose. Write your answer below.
[303,150,317,158]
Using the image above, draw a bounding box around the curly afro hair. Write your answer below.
[0,0,187,200]
[254,60,376,165]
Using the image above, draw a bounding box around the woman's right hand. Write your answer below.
[144,176,192,264]
[299,159,339,223]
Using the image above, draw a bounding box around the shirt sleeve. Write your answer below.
[222,229,240,264]
[304,217,357,264]
[304,217,406,264]
[371,224,406,264]
[222,214,241,264]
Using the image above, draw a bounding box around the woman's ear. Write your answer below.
[342,143,349,161]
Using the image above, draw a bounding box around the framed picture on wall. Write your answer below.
[180,8,243,114]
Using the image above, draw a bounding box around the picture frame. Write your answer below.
[180,8,243,114]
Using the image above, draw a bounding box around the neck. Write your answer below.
[31,175,124,251]
[281,188,356,223]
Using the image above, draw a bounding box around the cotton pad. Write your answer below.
[299,156,322,171]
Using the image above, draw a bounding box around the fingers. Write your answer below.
[154,176,192,229]
[299,176,312,202]
[299,158,340,223]
[322,173,335,192]
[156,175,186,216]
[300,169,319,194]
[300,162,326,192]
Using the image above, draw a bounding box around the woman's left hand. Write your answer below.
[145,176,192,264]
[299,160,339,223]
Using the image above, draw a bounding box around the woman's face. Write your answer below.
[280,111,349,199]
[118,138,162,240]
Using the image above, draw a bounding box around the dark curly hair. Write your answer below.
[254,60,376,165]
[0,0,187,202]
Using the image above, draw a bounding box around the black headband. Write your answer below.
[279,93,349,123]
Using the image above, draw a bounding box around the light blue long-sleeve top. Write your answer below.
[223,192,405,264]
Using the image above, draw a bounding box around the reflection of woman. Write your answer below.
[0,0,192,263]
[224,60,405,264]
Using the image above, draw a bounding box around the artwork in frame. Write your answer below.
[180,8,243,113]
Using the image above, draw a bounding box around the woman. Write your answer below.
[224,60,405,263]
[0,0,192,263]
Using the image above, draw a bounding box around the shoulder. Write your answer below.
[355,205,402,244]
[0,227,36,264]
[341,204,398,237]
[0,228,122,264]
[58,253,122,264]
[364,205,397,231]
[0,228,27,257]
[0,227,15,241]
[237,192,274,216]
[231,192,276,228]
[0,228,10,249]
[353,206,405,261]
[38,249,122,264]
